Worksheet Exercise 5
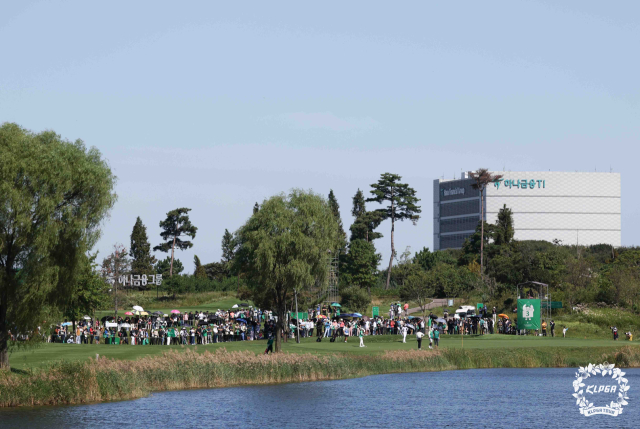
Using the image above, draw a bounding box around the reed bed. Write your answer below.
[1,346,639,408]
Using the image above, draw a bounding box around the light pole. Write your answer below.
[294,288,300,344]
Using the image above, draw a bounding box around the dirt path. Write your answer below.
[405,298,449,315]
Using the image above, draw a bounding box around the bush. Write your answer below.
[340,286,371,313]
[236,285,252,300]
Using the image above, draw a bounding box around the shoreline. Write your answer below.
[1,345,639,408]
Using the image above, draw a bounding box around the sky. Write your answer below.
[1,1,638,273]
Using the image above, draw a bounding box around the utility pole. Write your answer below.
[170,222,177,276]
[294,288,300,344]
[114,249,119,321]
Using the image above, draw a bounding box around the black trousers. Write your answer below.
[417,338,422,349]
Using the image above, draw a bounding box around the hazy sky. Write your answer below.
[2,1,638,273]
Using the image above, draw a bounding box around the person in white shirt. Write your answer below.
[416,330,424,350]
[401,325,408,343]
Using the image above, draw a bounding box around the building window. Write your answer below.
[440,199,480,217]
[440,216,480,233]
[440,233,472,249]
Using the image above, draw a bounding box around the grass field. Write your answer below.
[95,292,251,319]
[10,333,638,370]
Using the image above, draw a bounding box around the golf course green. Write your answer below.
[9,333,637,370]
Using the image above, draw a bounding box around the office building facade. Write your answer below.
[433,171,621,250]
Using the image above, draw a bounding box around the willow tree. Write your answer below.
[367,173,421,289]
[233,189,340,352]
[0,123,116,369]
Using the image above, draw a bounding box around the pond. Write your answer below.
[1,368,638,428]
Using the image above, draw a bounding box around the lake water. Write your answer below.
[1,368,638,428]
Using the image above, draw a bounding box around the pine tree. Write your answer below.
[328,189,347,250]
[221,229,236,264]
[367,173,421,289]
[352,189,366,219]
[194,255,207,278]
[494,204,514,246]
[156,256,183,276]
[153,208,197,276]
[341,239,380,294]
[350,189,384,242]
[130,217,156,276]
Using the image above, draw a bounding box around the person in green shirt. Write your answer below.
[264,335,274,354]
[433,328,440,348]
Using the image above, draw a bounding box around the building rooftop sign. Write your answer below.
[494,179,546,190]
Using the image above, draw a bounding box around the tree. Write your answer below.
[350,188,383,242]
[340,286,371,313]
[0,123,116,369]
[221,229,236,265]
[469,168,503,277]
[101,244,131,318]
[63,252,108,332]
[352,189,366,219]
[390,247,421,288]
[234,189,341,352]
[194,255,207,278]
[341,239,380,294]
[413,247,457,271]
[153,208,197,276]
[156,257,183,277]
[328,189,347,250]
[203,261,227,281]
[400,270,434,324]
[130,217,156,276]
[367,173,421,289]
[494,204,514,246]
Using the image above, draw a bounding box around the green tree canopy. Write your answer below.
[194,255,207,279]
[341,239,380,293]
[234,189,341,352]
[221,228,236,266]
[63,252,109,329]
[400,269,434,321]
[367,173,421,289]
[328,189,347,250]
[494,204,515,246]
[413,247,457,271]
[0,123,116,369]
[156,257,183,277]
[130,217,156,276]
[153,208,197,276]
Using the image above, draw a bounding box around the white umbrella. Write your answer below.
[83,315,91,320]
[133,305,144,311]
[232,304,239,309]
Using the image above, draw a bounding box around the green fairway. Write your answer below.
[10,333,638,370]
[95,294,252,319]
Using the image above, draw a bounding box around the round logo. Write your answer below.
[573,363,630,417]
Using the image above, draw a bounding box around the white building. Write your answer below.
[433,171,621,250]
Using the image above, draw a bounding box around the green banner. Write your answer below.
[372,306,379,317]
[517,299,541,330]
[541,301,563,309]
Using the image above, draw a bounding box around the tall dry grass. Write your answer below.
[1,346,639,407]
